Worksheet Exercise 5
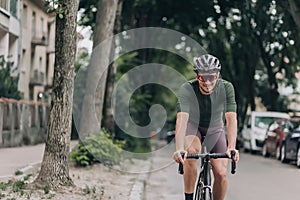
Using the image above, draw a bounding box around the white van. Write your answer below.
[241,111,290,153]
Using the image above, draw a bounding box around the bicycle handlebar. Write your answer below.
[178,150,236,175]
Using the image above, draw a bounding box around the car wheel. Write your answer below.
[275,146,281,160]
[296,147,300,168]
[281,145,288,163]
[243,140,250,153]
[249,142,256,155]
[262,143,270,157]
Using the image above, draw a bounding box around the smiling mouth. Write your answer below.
[201,83,215,92]
[204,84,213,89]
[201,85,212,92]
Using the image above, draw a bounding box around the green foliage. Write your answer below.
[14,170,23,176]
[78,0,300,128]
[0,55,22,99]
[114,50,191,147]
[44,185,50,194]
[0,181,11,191]
[78,0,99,30]
[23,174,32,181]
[45,0,65,18]
[70,130,124,167]
[12,180,25,193]
[72,50,90,140]
[83,185,96,195]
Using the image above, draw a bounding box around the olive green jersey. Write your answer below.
[177,79,237,127]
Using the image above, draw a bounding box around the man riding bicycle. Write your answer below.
[173,54,239,200]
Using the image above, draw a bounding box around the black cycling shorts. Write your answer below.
[186,121,227,153]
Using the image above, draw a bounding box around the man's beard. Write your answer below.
[200,83,215,94]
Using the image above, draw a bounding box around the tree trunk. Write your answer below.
[102,0,123,134]
[288,0,300,28]
[34,0,79,190]
[79,0,118,138]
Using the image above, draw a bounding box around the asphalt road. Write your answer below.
[227,152,300,200]
[145,141,184,200]
[145,142,300,200]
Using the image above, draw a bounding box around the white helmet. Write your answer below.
[193,54,221,73]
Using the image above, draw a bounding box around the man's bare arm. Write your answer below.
[173,112,189,163]
[225,112,239,161]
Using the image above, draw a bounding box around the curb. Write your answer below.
[16,162,42,180]
[129,158,152,200]
[0,162,42,182]
[129,139,166,200]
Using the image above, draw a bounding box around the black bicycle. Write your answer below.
[178,150,236,200]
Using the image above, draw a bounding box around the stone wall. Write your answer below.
[0,98,49,147]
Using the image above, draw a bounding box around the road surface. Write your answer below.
[145,142,300,200]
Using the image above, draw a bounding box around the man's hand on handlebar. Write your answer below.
[173,150,187,164]
[226,148,239,162]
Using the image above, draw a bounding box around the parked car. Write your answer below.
[241,111,290,153]
[262,119,294,159]
[281,127,300,167]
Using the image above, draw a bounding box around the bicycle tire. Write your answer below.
[194,184,202,200]
[194,171,203,200]
[195,186,212,200]
[198,160,212,200]
[203,188,212,200]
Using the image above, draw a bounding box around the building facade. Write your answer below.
[0,0,55,101]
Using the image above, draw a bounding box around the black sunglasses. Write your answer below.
[198,74,218,82]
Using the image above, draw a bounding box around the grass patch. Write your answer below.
[0,181,12,191]
[14,170,23,176]
[12,180,25,193]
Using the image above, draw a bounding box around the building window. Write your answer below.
[39,57,44,83]
[30,50,35,80]
[0,0,8,10]
[41,17,44,35]
[32,11,36,38]
[23,5,27,27]
[10,0,17,17]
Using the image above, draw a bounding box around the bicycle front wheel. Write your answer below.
[202,188,212,200]
[195,186,212,200]
[194,184,202,200]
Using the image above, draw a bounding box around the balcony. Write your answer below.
[31,36,48,47]
[30,69,44,86]
[31,0,48,12]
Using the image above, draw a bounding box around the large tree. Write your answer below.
[102,0,123,134]
[33,0,79,189]
[77,0,300,135]
[79,0,118,137]
[288,0,300,28]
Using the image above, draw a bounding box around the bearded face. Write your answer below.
[196,72,219,94]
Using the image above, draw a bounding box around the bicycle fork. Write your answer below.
[198,158,213,199]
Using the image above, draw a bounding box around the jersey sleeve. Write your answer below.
[177,82,191,113]
[224,82,237,113]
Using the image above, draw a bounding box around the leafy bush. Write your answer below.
[70,130,124,167]
[0,55,22,99]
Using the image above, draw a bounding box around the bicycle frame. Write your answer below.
[178,151,236,200]
[194,155,212,200]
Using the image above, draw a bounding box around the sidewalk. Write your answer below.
[0,140,163,199]
[0,140,78,181]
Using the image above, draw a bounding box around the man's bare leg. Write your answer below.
[210,158,228,200]
[183,135,201,193]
